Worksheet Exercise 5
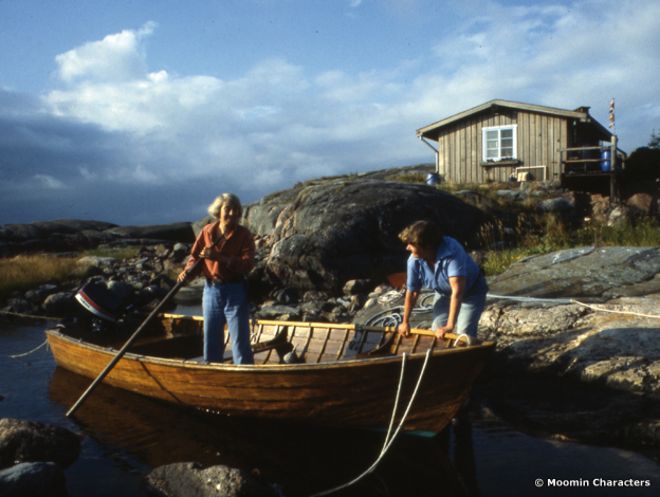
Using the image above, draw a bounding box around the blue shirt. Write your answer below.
[406,236,484,296]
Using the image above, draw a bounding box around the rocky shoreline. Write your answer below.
[1,170,658,495]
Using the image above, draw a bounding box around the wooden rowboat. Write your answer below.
[46,314,494,432]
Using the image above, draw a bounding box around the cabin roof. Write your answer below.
[417,99,611,140]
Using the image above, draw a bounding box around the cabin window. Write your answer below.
[482,125,517,161]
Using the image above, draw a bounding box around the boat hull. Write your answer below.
[46,317,493,432]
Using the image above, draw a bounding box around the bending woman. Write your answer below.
[178,193,255,364]
[396,220,487,340]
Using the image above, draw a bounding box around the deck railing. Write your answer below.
[560,145,626,175]
[560,143,627,200]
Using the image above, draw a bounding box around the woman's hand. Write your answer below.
[201,247,231,265]
[435,324,455,339]
[177,270,188,283]
[200,246,214,260]
[397,321,411,337]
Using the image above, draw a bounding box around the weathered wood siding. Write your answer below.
[437,110,569,183]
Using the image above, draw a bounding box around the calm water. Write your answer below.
[1,319,659,497]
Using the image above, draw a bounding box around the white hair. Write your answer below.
[207,193,243,219]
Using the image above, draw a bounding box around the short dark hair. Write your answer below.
[398,220,444,249]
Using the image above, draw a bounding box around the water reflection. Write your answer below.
[50,367,474,497]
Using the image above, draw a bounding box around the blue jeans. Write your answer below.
[202,280,254,364]
[431,279,488,338]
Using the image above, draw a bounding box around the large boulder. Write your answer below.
[487,246,660,299]
[482,247,660,447]
[0,418,81,469]
[244,178,488,293]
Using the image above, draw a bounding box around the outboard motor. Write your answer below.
[75,280,133,332]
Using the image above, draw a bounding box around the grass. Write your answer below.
[0,255,86,301]
[385,172,428,183]
[0,246,141,302]
[81,246,141,259]
[481,216,660,275]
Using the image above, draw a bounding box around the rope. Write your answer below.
[2,310,56,358]
[382,353,407,452]
[9,339,49,358]
[309,348,433,497]
[487,293,660,320]
[0,310,60,321]
[487,293,573,305]
[571,299,660,320]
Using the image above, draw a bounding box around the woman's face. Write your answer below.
[220,202,240,228]
[406,243,433,261]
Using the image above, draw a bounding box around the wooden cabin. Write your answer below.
[417,99,625,197]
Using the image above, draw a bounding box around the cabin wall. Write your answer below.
[436,110,569,184]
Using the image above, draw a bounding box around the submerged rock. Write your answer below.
[0,461,68,497]
[0,418,81,469]
[146,462,278,497]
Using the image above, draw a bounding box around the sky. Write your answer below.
[0,0,658,226]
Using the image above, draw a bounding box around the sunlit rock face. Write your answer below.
[244,177,487,293]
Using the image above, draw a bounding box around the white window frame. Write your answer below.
[482,125,518,162]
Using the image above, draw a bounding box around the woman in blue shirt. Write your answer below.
[396,220,487,339]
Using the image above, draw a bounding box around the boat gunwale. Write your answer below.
[45,326,495,373]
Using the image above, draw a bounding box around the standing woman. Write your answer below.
[178,193,255,364]
[396,220,487,340]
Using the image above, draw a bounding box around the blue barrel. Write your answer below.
[600,149,611,172]
[425,173,440,186]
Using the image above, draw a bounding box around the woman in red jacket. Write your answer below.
[178,193,255,364]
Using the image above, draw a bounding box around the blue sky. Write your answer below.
[1,0,658,225]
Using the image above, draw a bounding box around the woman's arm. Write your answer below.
[177,230,207,282]
[397,289,420,337]
[435,276,465,338]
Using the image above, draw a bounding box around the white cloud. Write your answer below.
[419,0,660,148]
[55,21,157,83]
[12,0,656,224]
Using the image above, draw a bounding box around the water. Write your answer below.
[1,320,659,497]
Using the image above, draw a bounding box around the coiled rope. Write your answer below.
[309,347,433,497]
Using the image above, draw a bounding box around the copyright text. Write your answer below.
[535,478,651,488]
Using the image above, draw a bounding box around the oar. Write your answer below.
[65,258,203,418]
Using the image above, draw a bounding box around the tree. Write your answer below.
[623,134,659,192]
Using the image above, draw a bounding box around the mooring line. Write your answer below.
[309,348,432,497]
[487,293,660,320]
[9,339,49,358]
[0,310,60,321]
